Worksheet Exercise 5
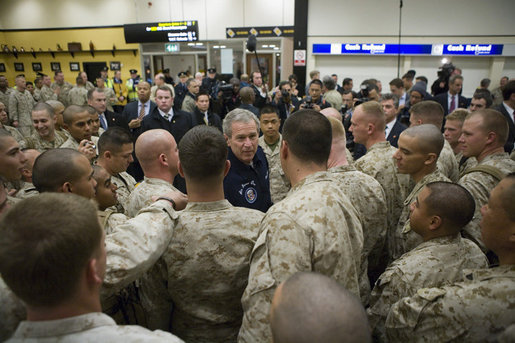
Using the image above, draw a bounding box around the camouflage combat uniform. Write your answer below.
[437,140,460,182]
[258,135,290,203]
[25,130,68,152]
[111,172,137,214]
[2,125,26,149]
[6,313,184,343]
[329,164,388,305]
[141,200,263,342]
[368,234,488,341]
[126,177,178,218]
[354,141,411,262]
[459,152,515,250]
[51,81,73,107]
[67,85,88,106]
[385,265,515,342]
[14,182,38,199]
[391,169,450,261]
[0,88,13,113]
[8,89,35,137]
[39,84,58,102]
[238,171,363,343]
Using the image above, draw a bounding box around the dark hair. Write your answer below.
[472,89,493,108]
[389,78,404,89]
[279,80,292,90]
[0,193,101,307]
[32,102,55,117]
[97,127,132,155]
[178,126,228,181]
[33,148,86,193]
[260,105,279,117]
[502,80,515,101]
[310,79,323,88]
[282,110,331,165]
[342,78,353,87]
[425,182,475,230]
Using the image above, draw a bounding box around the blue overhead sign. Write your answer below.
[313,43,504,56]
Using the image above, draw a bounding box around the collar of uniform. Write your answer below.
[291,170,332,193]
[462,264,515,282]
[184,199,232,212]
[412,233,461,251]
[479,151,510,164]
[404,169,446,206]
[367,141,392,152]
[227,146,264,172]
[141,176,176,189]
[328,164,357,174]
[12,312,115,339]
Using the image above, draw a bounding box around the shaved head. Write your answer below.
[402,124,444,156]
[321,107,343,121]
[135,129,178,174]
[410,101,444,129]
[270,272,371,343]
[466,109,509,146]
[326,115,346,140]
[356,101,385,132]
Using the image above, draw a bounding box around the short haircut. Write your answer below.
[502,80,515,101]
[359,101,386,132]
[449,74,463,85]
[416,76,428,85]
[309,70,320,79]
[271,272,371,343]
[250,71,261,82]
[323,90,342,109]
[327,115,345,140]
[278,80,291,90]
[45,100,64,111]
[310,79,322,88]
[0,193,101,307]
[480,78,491,88]
[466,109,509,145]
[389,78,404,88]
[288,74,297,82]
[410,101,444,128]
[156,85,173,97]
[87,87,103,100]
[402,124,444,156]
[178,126,227,181]
[380,93,399,108]
[446,109,469,123]
[76,76,83,83]
[54,70,63,77]
[223,108,259,137]
[32,102,54,117]
[32,148,86,192]
[260,104,279,117]
[501,173,515,221]
[472,89,493,108]
[97,127,132,155]
[282,109,332,165]
[342,78,353,86]
[196,90,209,100]
[185,78,196,87]
[401,73,414,81]
[239,87,254,103]
[85,105,97,115]
[62,105,87,125]
[322,75,336,90]
[425,181,475,230]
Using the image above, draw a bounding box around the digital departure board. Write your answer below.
[124,21,199,43]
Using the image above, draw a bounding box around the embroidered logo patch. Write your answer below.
[245,187,257,203]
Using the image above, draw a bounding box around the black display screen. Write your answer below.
[124,21,199,43]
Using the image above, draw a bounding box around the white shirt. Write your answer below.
[385,117,397,139]
[447,92,459,111]
[399,92,407,106]
[158,108,174,122]
[503,101,514,123]
[138,101,150,117]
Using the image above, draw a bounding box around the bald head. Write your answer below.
[321,107,343,121]
[402,124,444,156]
[270,272,371,343]
[135,129,178,176]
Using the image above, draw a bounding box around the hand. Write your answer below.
[54,87,61,95]
[128,118,142,129]
[12,120,19,127]
[152,191,188,210]
[312,104,321,112]
[78,139,96,161]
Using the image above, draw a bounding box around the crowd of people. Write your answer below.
[0,63,514,342]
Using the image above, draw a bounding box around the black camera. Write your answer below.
[219,82,234,101]
[354,85,370,106]
[281,89,290,99]
[304,95,314,109]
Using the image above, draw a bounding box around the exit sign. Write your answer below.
[165,43,180,52]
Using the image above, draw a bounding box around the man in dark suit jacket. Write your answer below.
[191,91,222,132]
[272,80,300,132]
[381,93,407,148]
[87,88,125,130]
[140,86,194,192]
[495,80,515,152]
[120,81,156,181]
[239,86,260,118]
[434,75,468,116]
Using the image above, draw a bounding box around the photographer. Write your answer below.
[431,63,461,96]
[219,77,241,118]
[272,81,299,130]
[297,79,330,112]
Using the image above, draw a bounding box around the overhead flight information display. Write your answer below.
[124,21,199,43]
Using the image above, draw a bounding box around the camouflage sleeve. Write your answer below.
[239,212,312,343]
[103,200,178,294]
[0,277,26,342]
[8,94,18,122]
[385,287,466,342]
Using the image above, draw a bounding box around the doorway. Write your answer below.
[246,53,273,90]
[83,62,107,83]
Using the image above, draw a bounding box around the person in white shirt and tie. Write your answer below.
[381,93,407,148]
[87,88,124,130]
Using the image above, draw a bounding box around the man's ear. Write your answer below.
[485,131,497,146]
[428,215,442,231]
[178,160,185,178]
[223,160,231,177]
[425,152,438,165]
[280,140,289,161]
[60,182,73,193]
[224,134,230,147]
[103,151,112,160]
[86,258,103,286]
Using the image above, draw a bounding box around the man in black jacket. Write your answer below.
[192,90,222,132]
[87,88,125,130]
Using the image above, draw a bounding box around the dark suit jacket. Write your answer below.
[239,103,260,118]
[434,92,468,115]
[140,107,193,144]
[121,100,157,129]
[252,85,268,109]
[192,107,223,132]
[104,110,126,129]
[495,103,515,152]
[386,120,407,148]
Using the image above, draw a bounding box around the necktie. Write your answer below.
[162,112,170,121]
[449,95,456,113]
[138,104,146,119]
[203,112,209,125]
[100,114,108,130]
